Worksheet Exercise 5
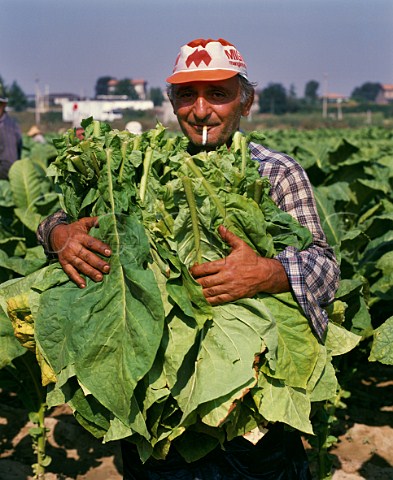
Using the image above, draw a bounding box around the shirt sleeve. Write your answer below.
[17,130,23,159]
[36,209,69,259]
[249,142,340,339]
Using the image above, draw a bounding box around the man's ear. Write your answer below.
[241,90,255,117]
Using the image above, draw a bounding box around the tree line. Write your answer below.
[0,73,384,114]
[257,81,384,115]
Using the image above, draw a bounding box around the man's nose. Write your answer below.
[193,96,210,119]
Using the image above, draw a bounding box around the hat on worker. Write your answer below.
[27,125,42,137]
[0,83,8,103]
[166,38,248,84]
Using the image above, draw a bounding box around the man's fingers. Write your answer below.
[77,217,112,256]
[59,254,107,287]
[199,283,237,305]
[190,258,226,278]
[80,216,100,230]
[75,246,110,274]
[218,225,245,250]
[205,293,233,305]
[84,235,112,257]
[72,256,104,282]
[60,262,87,289]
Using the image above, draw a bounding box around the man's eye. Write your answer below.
[210,91,226,99]
[177,91,193,99]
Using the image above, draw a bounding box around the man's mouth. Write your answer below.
[191,125,216,145]
[194,125,212,137]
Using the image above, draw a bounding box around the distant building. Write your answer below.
[51,93,82,106]
[62,98,154,125]
[107,79,118,93]
[375,84,393,104]
[107,78,148,100]
[322,93,348,103]
[26,92,82,110]
[131,79,148,100]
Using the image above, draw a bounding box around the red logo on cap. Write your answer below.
[225,49,245,63]
[186,48,212,68]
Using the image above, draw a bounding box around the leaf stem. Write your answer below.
[93,120,101,137]
[240,134,248,177]
[156,200,174,236]
[119,139,129,183]
[182,176,202,264]
[232,131,242,153]
[139,147,153,203]
[185,157,234,228]
[20,355,50,479]
[105,148,116,213]
[253,178,264,205]
[34,400,49,479]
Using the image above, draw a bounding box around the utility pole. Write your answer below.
[44,84,50,113]
[322,73,328,118]
[337,98,343,120]
[35,77,41,125]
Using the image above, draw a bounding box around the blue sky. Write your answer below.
[1,0,392,98]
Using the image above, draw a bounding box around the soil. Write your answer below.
[0,361,392,480]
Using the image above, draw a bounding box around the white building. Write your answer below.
[62,99,154,125]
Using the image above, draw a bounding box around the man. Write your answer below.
[37,38,339,479]
[0,83,22,179]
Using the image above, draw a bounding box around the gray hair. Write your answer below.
[238,75,257,107]
[166,74,256,108]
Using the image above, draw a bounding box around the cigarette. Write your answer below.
[202,126,207,146]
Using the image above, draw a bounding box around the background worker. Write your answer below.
[0,83,22,179]
[27,124,46,144]
[37,38,340,479]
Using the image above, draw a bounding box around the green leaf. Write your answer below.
[0,270,56,369]
[0,306,25,368]
[170,302,271,423]
[325,322,361,356]
[258,293,319,389]
[308,359,338,403]
[255,375,313,434]
[40,455,52,467]
[36,216,165,426]
[369,316,393,365]
[328,138,359,165]
[313,187,342,247]
[8,159,43,231]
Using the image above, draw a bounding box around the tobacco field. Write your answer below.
[0,123,392,479]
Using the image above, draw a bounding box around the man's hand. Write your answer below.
[50,217,112,288]
[189,225,290,305]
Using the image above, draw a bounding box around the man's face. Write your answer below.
[170,77,252,150]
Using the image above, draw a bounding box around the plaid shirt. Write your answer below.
[249,142,340,339]
[37,142,340,340]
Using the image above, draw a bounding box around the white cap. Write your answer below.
[166,38,248,84]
